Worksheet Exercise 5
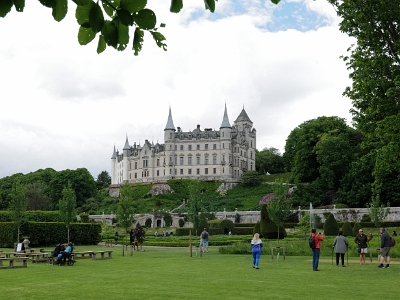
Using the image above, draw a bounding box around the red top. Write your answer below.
[312,233,324,249]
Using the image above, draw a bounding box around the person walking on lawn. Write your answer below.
[251,233,263,269]
[378,228,391,268]
[333,231,348,267]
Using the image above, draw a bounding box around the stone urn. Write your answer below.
[22,236,30,250]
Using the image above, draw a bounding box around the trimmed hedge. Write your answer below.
[208,219,234,234]
[0,222,102,247]
[232,227,254,235]
[0,211,63,222]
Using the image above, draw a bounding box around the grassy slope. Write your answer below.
[0,245,398,299]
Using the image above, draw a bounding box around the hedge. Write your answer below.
[0,222,102,247]
[0,211,63,222]
[232,227,254,235]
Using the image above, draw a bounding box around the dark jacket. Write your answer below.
[381,231,391,248]
[354,234,368,248]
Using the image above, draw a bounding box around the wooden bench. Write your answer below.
[0,257,29,269]
[73,251,94,259]
[92,250,113,260]
[28,252,49,263]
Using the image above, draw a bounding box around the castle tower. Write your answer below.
[111,145,117,184]
[122,136,130,182]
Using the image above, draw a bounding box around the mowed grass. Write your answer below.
[1,245,398,300]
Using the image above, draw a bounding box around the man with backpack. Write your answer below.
[200,228,209,253]
[377,228,391,268]
[310,229,324,271]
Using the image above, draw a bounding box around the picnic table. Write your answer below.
[0,257,29,269]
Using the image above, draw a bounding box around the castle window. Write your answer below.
[170,133,172,139]
[251,141,253,147]
[129,163,131,169]
[222,143,224,148]
[213,155,217,164]
[197,168,200,175]
[180,169,183,175]
[130,173,131,179]
[174,156,177,165]
[135,173,137,178]
[180,157,184,165]
[205,133,208,138]
[213,144,216,150]
[222,154,225,162]
[250,152,253,159]
[188,145,192,151]
[196,157,200,165]
[205,168,208,175]
[175,145,177,151]
[205,144,208,150]
[157,170,159,176]
[135,162,137,169]
[175,169,177,175]
[157,159,160,167]
[197,144,200,150]
[205,157,208,165]
[169,156,173,163]
[169,169,172,175]
[213,168,216,174]
[180,145,183,151]
[223,167,224,173]
[188,157,192,165]
[188,169,192,175]
[222,132,224,137]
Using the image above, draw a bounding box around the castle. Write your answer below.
[110,104,256,185]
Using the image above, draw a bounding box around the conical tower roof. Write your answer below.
[164,106,176,130]
[111,145,117,159]
[220,103,231,128]
[235,107,252,123]
[123,136,130,150]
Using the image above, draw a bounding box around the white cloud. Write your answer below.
[0,0,354,178]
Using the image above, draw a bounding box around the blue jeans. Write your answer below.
[312,248,320,270]
[252,251,261,267]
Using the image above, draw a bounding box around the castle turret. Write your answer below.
[164,106,176,141]
[122,136,130,182]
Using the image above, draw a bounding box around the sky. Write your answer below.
[0,0,354,180]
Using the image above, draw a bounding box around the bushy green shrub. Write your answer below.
[324,214,339,236]
[353,222,362,236]
[361,214,372,222]
[253,222,261,236]
[208,219,234,234]
[341,221,353,237]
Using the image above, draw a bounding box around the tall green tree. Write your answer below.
[266,181,292,245]
[116,183,135,233]
[96,170,111,190]
[25,182,50,210]
[255,147,285,174]
[328,0,400,206]
[368,194,390,229]
[186,179,204,235]
[9,180,28,242]
[59,181,77,243]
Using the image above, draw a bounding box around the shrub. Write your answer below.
[253,222,261,236]
[341,221,353,237]
[353,222,362,236]
[178,218,185,228]
[80,213,89,223]
[361,214,371,222]
[260,204,285,239]
[208,219,234,235]
[324,214,339,236]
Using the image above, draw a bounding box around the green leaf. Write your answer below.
[0,0,13,17]
[13,0,25,12]
[89,2,104,32]
[113,18,129,51]
[117,9,133,26]
[203,0,215,13]
[150,31,167,51]
[71,0,91,5]
[52,0,68,22]
[170,0,182,13]
[102,0,114,18]
[132,27,144,56]
[132,8,156,30]
[75,1,94,25]
[97,35,106,54]
[39,0,56,8]
[101,20,118,48]
[121,0,147,13]
[78,26,97,45]
[160,23,166,28]
[271,0,281,4]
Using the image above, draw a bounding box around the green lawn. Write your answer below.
[0,245,398,299]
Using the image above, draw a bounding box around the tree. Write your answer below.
[59,181,77,243]
[323,214,339,236]
[241,171,261,187]
[255,147,285,174]
[25,182,50,210]
[9,180,28,242]
[328,0,400,206]
[368,196,390,229]
[266,181,292,245]
[295,212,310,240]
[96,171,111,190]
[116,182,135,233]
[186,179,204,235]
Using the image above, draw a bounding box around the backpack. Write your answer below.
[201,232,208,240]
[309,235,316,249]
[390,237,396,247]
